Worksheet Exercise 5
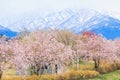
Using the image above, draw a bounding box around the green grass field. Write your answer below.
[92,70,120,80]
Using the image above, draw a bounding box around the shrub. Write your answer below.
[69,61,94,71]
[2,76,22,80]
[98,60,120,74]
[25,75,39,80]
[40,74,54,80]
[55,70,99,80]
[2,75,39,80]
[1,70,99,80]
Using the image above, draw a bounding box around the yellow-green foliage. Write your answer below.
[2,76,23,80]
[2,75,39,80]
[69,61,94,70]
[25,75,39,80]
[40,74,54,80]
[98,60,119,74]
[3,69,15,76]
[55,70,99,80]
[1,70,99,80]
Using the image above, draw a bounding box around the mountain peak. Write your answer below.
[3,9,120,39]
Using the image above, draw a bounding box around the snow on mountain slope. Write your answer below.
[9,9,99,31]
[90,16,120,39]
[108,11,120,20]
[8,9,120,39]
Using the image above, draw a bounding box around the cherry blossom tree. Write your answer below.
[85,34,118,71]
[74,31,117,71]
[88,36,116,70]
[74,32,94,70]
[11,30,74,75]
[0,36,13,80]
[113,39,120,69]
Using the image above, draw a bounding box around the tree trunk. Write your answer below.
[0,70,3,80]
[32,66,40,75]
[35,69,39,75]
[94,59,100,71]
[55,64,58,74]
[76,52,79,70]
[40,67,44,75]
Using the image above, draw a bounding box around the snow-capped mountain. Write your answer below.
[9,9,100,31]
[87,15,120,39]
[8,9,120,39]
[0,25,17,38]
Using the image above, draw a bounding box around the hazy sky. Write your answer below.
[0,0,120,30]
[0,0,120,16]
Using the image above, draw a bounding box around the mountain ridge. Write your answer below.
[1,9,120,39]
[0,25,17,38]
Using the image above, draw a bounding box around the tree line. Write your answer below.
[0,30,120,80]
